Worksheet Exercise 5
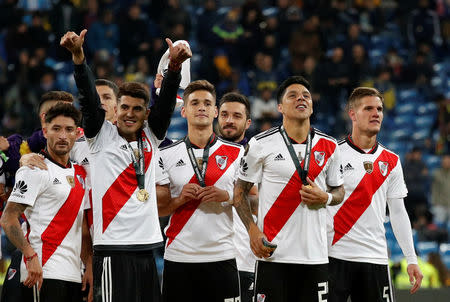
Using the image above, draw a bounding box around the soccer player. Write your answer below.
[0,103,88,301]
[233,76,345,301]
[157,81,243,302]
[327,87,423,301]
[60,29,190,302]
[217,92,257,302]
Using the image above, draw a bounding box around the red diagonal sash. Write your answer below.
[41,165,86,266]
[102,149,152,233]
[165,144,241,247]
[263,139,336,241]
[332,150,398,245]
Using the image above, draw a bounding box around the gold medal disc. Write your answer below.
[137,189,149,202]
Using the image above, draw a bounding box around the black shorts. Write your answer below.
[254,261,328,302]
[1,249,22,302]
[93,250,161,302]
[239,270,255,302]
[162,259,240,302]
[328,257,395,302]
[21,278,82,302]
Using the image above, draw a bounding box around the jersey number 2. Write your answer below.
[318,281,328,302]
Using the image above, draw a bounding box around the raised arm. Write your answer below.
[60,29,104,138]
[148,39,191,139]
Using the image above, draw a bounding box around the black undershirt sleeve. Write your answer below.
[73,61,105,138]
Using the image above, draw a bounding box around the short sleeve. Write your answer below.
[238,137,264,184]
[387,159,408,199]
[155,154,170,186]
[7,167,47,207]
[86,121,117,153]
[326,143,344,187]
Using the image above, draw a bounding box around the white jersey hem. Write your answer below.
[328,254,389,265]
[164,252,236,263]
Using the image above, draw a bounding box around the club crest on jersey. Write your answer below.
[66,176,75,188]
[215,155,228,170]
[76,175,85,189]
[363,161,373,174]
[7,268,16,280]
[314,151,325,166]
[378,161,389,176]
[257,293,266,302]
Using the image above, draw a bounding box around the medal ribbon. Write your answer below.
[280,125,312,185]
[185,134,215,187]
[126,131,145,190]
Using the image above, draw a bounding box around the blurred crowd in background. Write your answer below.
[0,0,449,289]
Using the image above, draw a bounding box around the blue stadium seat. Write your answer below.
[390,129,412,141]
[414,115,435,129]
[439,243,450,269]
[397,89,419,102]
[395,103,416,115]
[393,114,413,128]
[368,48,385,67]
[422,154,441,171]
[411,128,429,141]
[416,241,439,259]
[167,130,187,140]
[416,102,437,115]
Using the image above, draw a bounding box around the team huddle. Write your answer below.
[0,30,423,302]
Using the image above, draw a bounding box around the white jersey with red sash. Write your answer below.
[239,127,343,264]
[327,137,408,265]
[87,120,163,249]
[157,136,244,262]
[8,157,87,283]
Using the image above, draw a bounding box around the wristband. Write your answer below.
[24,252,38,264]
[326,193,333,205]
[0,151,8,162]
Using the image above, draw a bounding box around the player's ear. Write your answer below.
[277,103,283,114]
[348,109,356,121]
[181,106,186,118]
[214,106,218,118]
[145,108,150,119]
[43,126,48,138]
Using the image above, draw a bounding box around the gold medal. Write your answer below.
[304,184,312,189]
[137,189,149,202]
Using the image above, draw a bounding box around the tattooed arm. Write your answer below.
[0,201,43,289]
[327,184,345,206]
[233,179,273,258]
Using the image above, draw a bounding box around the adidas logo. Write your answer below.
[158,157,164,169]
[120,145,128,151]
[274,153,285,161]
[176,159,186,167]
[344,163,354,171]
[240,158,248,173]
[53,178,62,185]
[81,157,89,165]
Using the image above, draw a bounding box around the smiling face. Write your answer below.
[181,90,217,127]
[116,95,149,141]
[278,83,313,122]
[349,95,383,136]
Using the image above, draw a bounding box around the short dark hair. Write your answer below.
[118,82,150,105]
[183,80,216,103]
[218,92,251,119]
[95,79,119,98]
[347,87,384,111]
[45,102,81,126]
[276,76,311,104]
[38,91,74,113]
